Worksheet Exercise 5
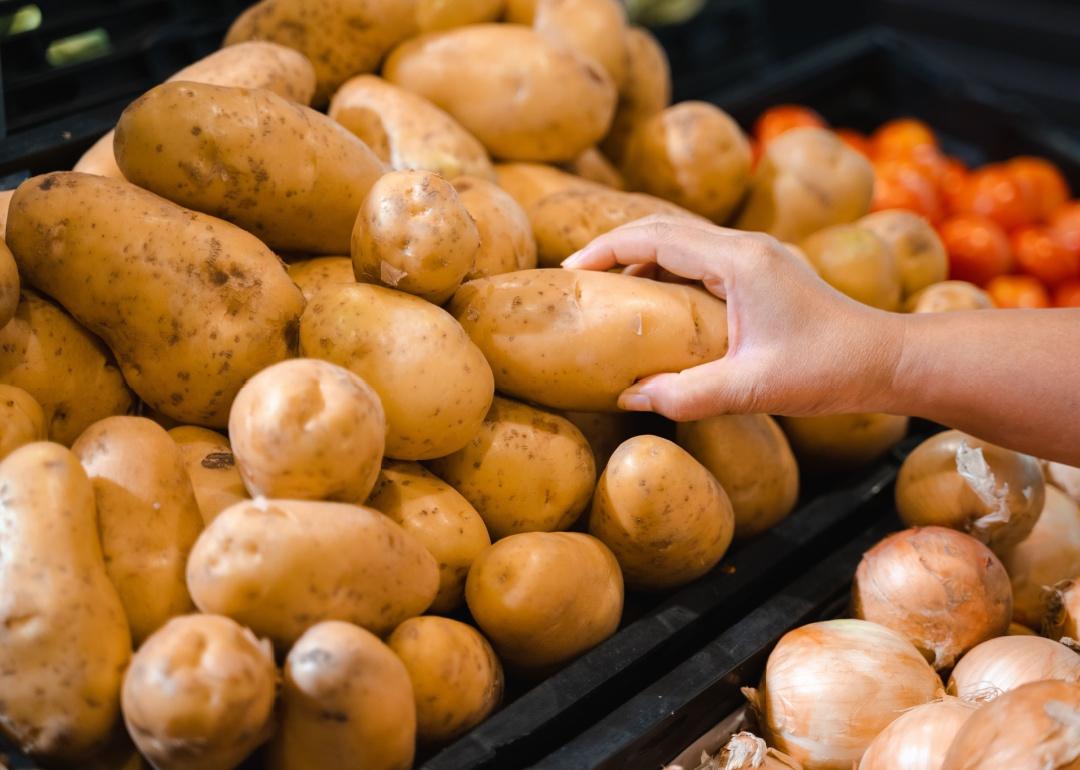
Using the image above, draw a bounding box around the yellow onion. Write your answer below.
[1045,579,1080,642]
[1047,461,1080,503]
[694,732,803,770]
[999,486,1080,627]
[743,619,942,770]
[852,526,1012,670]
[947,635,1080,700]
[896,430,1045,554]
[941,679,1080,770]
[858,697,976,770]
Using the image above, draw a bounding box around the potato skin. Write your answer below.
[387,617,503,743]
[601,26,671,163]
[451,269,728,411]
[466,532,623,668]
[286,256,355,301]
[383,24,617,162]
[418,0,504,30]
[428,397,596,539]
[562,410,638,471]
[493,161,602,212]
[562,147,626,190]
[453,175,538,280]
[0,442,131,759]
[122,614,276,770]
[0,384,46,460]
[534,0,628,90]
[187,498,438,647]
[168,426,248,523]
[858,210,947,298]
[367,462,491,613]
[0,240,18,328]
[8,172,305,427]
[268,621,415,770]
[300,283,494,460]
[780,413,909,471]
[801,224,902,310]
[228,358,386,502]
[905,280,993,313]
[0,188,12,238]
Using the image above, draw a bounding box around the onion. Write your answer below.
[1047,461,1080,503]
[1045,579,1080,642]
[947,635,1080,700]
[743,619,942,770]
[694,732,803,770]
[858,697,976,770]
[1008,622,1038,636]
[999,485,1080,627]
[896,430,1045,554]
[941,680,1080,770]
[852,527,1012,670]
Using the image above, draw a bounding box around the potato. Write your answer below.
[115,82,385,255]
[383,24,617,162]
[0,239,18,328]
[187,498,438,647]
[428,397,596,539]
[676,414,799,540]
[494,161,603,212]
[453,175,537,279]
[78,733,150,770]
[0,442,130,759]
[168,426,248,523]
[779,413,909,471]
[387,617,503,743]
[562,410,638,470]
[268,621,415,770]
[601,26,672,163]
[504,0,537,22]
[73,133,124,179]
[225,0,418,105]
[735,127,875,242]
[451,269,728,411]
[367,462,491,613]
[229,359,385,502]
[621,101,752,223]
[352,169,480,303]
[466,531,623,668]
[122,614,275,770]
[533,0,628,90]
[858,210,947,297]
[8,173,304,427]
[801,223,902,310]
[562,147,626,190]
[418,0,504,30]
[300,282,494,460]
[589,435,734,589]
[0,188,12,237]
[72,416,203,644]
[286,256,355,301]
[0,384,45,460]
[329,74,494,181]
[905,280,994,313]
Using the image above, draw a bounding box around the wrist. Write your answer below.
[845,306,910,415]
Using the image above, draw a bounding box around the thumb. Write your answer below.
[617,357,756,421]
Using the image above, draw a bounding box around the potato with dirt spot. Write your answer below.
[0,384,45,460]
[168,426,248,524]
[779,413,910,471]
[0,442,131,760]
[601,26,672,163]
[7,172,305,427]
[533,0,629,90]
[286,256,355,301]
[452,175,537,280]
[0,240,17,328]
[493,162,604,212]
[561,147,626,190]
[858,210,948,298]
[801,223,902,311]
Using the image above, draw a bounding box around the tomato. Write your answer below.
[1053,280,1080,307]
[870,118,937,158]
[835,128,871,156]
[872,158,945,223]
[754,105,826,146]
[954,165,1032,231]
[1011,226,1080,286]
[1007,156,1069,223]
[986,275,1051,308]
[1050,201,1080,256]
[938,157,970,215]
[938,215,1014,286]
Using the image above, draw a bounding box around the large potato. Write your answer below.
[621,102,752,223]
[72,416,203,645]
[0,384,46,460]
[268,621,415,770]
[428,397,596,539]
[801,223,902,310]
[383,24,617,162]
[451,269,728,411]
[0,442,131,759]
[300,283,494,460]
[229,358,385,502]
[533,0,628,89]
[115,81,385,255]
[122,614,276,770]
[329,75,494,181]
[676,414,799,539]
[780,413,909,471]
[562,410,638,471]
[367,462,491,613]
[8,172,305,427]
[493,161,602,212]
[562,147,626,190]
[858,210,947,297]
[601,26,672,163]
[388,617,503,743]
[0,240,17,328]
[466,532,623,668]
[417,0,504,30]
[453,175,538,279]
[187,498,438,647]
[735,127,874,242]
[168,426,248,523]
[905,280,994,313]
[286,256,355,301]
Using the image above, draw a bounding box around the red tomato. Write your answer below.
[1011,226,1080,286]
[872,158,945,223]
[1053,280,1080,307]
[938,157,970,215]
[955,165,1033,231]
[835,128,871,156]
[754,105,826,146]
[871,118,937,158]
[938,215,1014,286]
[1007,156,1069,222]
[986,275,1051,308]
[1050,201,1080,256]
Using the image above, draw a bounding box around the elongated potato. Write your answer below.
[533,0,628,89]
[0,384,45,460]
[418,0,504,30]
[388,617,503,743]
[428,397,596,539]
[286,256,355,301]
[562,147,626,190]
[801,223,902,310]
[0,240,17,328]
[858,210,947,298]
[383,24,616,162]
[905,280,993,313]
[601,26,672,163]
[0,442,131,759]
[493,161,603,212]
[122,614,276,770]
[367,462,491,613]
[329,75,494,181]
[268,621,415,770]
[8,173,305,427]
[780,413,908,472]
[168,426,248,524]
[300,283,494,460]
[453,175,537,279]
[187,498,438,647]
[466,532,623,668]
[451,269,728,411]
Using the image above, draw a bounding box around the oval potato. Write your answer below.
[418,0,504,30]
[0,240,18,328]
[453,175,537,280]
[168,426,248,524]
[562,147,626,190]
[780,413,909,471]
[0,384,46,460]
[905,280,993,313]
[286,256,355,301]
[601,26,672,163]
[533,0,628,89]
[801,223,902,310]
[493,161,603,212]
[858,210,948,298]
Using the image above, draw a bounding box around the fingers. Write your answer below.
[617,357,756,421]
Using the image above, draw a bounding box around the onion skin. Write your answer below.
[1045,579,1080,642]
[858,697,976,770]
[1047,461,1080,503]
[697,732,803,770]
[852,527,1012,670]
[947,635,1080,700]
[941,680,1080,770]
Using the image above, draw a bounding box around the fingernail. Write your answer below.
[561,251,584,268]
[618,392,652,411]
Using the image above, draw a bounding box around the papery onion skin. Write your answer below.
[947,635,1080,700]
[697,732,803,770]
[940,679,1080,770]
[745,619,942,770]
[852,527,1012,670]
[1047,461,1080,504]
[858,697,976,770]
[1045,579,1080,642]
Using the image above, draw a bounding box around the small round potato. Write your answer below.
[858,210,948,298]
[533,0,629,90]
[168,426,248,524]
[0,240,18,328]
[588,435,734,589]
[228,358,386,503]
[601,26,672,163]
[465,531,623,668]
[286,257,355,302]
[428,397,596,539]
[905,280,994,313]
[367,461,492,613]
[122,614,276,770]
[452,175,538,280]
[387,617,504,744]
[352,170,480,303]
[801,224,902,310]
[779,413,910,471]
[0,384,46,460]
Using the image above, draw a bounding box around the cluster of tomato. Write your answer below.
[750,106,1080,309]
